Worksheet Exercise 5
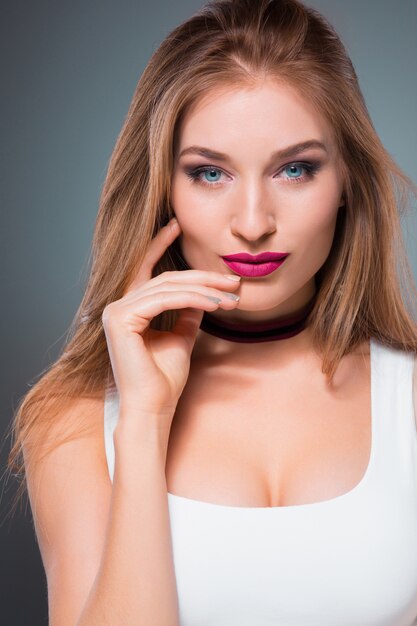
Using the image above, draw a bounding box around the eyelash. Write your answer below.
[185,161,321,189]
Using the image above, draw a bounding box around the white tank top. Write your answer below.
[103,337,417,625]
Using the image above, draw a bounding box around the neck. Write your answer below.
[199,293,316,343]
[192,296,317,367]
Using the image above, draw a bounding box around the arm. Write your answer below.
[77,416,179,626]
[26,399,179,626]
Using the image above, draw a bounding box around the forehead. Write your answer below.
[177,79,335,155]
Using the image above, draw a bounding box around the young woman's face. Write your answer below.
[170,79,345,322]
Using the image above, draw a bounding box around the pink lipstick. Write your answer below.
[221,251,289,277]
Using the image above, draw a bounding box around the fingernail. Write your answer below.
[224,293,240,301]
[224,274,241,281]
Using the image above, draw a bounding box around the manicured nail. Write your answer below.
[224,274,241,281]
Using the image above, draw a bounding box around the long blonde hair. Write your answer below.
[5,0,417,515]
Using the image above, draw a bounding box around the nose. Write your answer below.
[230,184,276,242]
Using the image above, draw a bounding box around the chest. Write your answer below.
[165,348,372,508]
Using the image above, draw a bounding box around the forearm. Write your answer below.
[76,416,179,626]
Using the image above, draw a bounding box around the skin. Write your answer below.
[165,79,374,508]
[170,78,346,366]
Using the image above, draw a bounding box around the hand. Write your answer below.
[102,218,241,434]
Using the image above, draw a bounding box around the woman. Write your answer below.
[7,0,417,624]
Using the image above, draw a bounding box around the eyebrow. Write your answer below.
[178,139,328,162]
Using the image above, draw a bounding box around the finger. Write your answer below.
[143,218,180,275]
[117,285,240,322]
[106,290,223,336]
[124,218,181,295]
[120,272,241,305]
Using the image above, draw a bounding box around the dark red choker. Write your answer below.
[199,295,316,343]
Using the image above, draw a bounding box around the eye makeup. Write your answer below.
[183,160,323,190]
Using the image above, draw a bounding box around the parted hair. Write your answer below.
[5,0,417,515]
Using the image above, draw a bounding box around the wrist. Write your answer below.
[113,412,172,457]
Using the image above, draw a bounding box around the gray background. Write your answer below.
[1,1,416,624]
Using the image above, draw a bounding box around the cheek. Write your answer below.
[291,175,341,230]
[292,191,339,269]
[170,178,220,238]
[306,200,339,233]
[171,176,202,225]
[170,179,217,265]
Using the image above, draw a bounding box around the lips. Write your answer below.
[222,252,289,263]
[222,256,288,277]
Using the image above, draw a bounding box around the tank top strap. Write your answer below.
[370,338,417,496]
[103,386,119,483]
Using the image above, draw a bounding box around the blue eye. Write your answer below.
[202,169,222,183]
[275,162,320,184]
[185,166,225,188]
[285,164,305,179]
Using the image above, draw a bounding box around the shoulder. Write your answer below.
[23,393,110,567]
[24,392,108,477]
[24,391,110,537]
